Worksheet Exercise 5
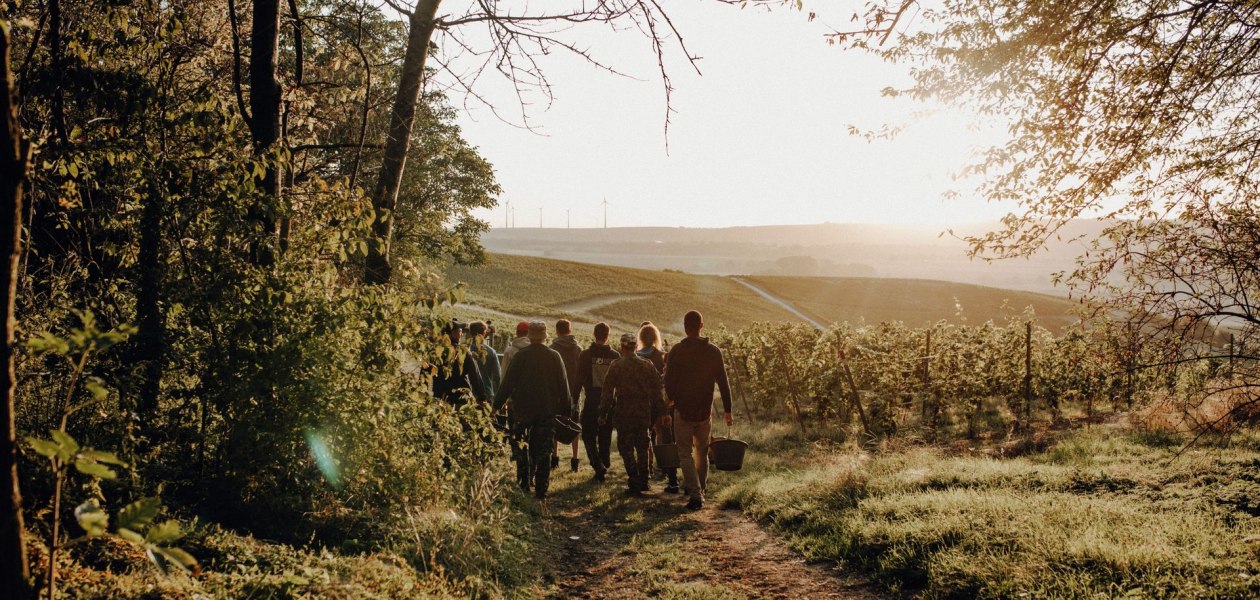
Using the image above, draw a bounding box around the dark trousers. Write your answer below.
[581,396,612,474]
[510,419,556,497]
[616,426,650,490]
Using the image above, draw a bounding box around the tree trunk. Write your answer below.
[133,186,164,418]
[0,21,34,599]
[364,0,442,284]
[250,0,282,265]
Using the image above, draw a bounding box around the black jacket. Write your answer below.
[662,336,732,422]
[495,343,573,424]
[433,352,486,406]
[550,335,583,401]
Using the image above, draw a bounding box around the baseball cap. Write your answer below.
[619,333,637,347]
[515,321,530,336]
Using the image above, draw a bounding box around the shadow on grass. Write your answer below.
[535,464,710,597]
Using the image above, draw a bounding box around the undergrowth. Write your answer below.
[718,423,1260,598]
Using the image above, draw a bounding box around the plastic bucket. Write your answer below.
[553,415,582,444]
[710,437,748,472]
[653,443,680,469]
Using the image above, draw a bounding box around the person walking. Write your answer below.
[663,310,733,511]
[576,322,620,481]
[550,319,583,472]
[601,333,668,496]
[468,321,500,401]
[432,320,486,406]
[494,321,573,500]
[637,322,680,494]
[500,321,531,377]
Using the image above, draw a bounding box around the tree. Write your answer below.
[362,0,775,283]
[836,0,1260,423]
[0,17,33,600]
[250,0,283,264]
[364,0,440,283]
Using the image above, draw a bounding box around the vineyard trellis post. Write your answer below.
[1023,321,1033,429]
[921,328,931,419]
[1229,333,1235,378]
[837,348,873,440]
[778,346,807,436]
[727,350,756,426]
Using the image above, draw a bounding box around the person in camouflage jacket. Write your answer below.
[600,333,669,495]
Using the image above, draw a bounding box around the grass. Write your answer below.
[446,255,1085,339]
[744,275,1082,330]
[716,422,1260,598]
[445,253,801,335]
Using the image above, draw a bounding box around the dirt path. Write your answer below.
[730,277,826,330]
[537,466,882,599]
[554,293,654,314]
[455,300,650,338]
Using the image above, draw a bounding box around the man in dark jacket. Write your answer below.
[494,321,572,499]
[432,320,486,406]
[550,319,583,471]
[469,321,500,400]
[601,333,669,495]
[663,310,733,510]
[576,322,620,481]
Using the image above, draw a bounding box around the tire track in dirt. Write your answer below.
[730,277,826,330]
[553,293,654,314]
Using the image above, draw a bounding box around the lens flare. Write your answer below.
[304,428,341,489]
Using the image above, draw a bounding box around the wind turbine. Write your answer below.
[602,197,609,229]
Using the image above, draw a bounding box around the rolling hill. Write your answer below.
[479,221,1108,294]
[443,254,1084,336]
[744,275,1083,330]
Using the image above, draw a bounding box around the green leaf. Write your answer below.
[74,458,118,479]
[25,331,70,355]
[27,437,61,459]
[81,449,127,466]
[49,430,80,459]
[145,520,184,544]
[116,497,161,531]
[147,545,198,575]
[154,546,198,573]
[74,500,109,536]
[117,527,144,544]
[84,378,109,402]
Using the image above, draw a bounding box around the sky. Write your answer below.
[428,1,1012,230]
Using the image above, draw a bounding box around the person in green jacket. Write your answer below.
[495,321,573,499]
[601,333,669,496]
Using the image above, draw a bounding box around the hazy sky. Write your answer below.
[431,1,1010,230]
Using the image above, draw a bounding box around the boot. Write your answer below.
[665,469,680,494]
[570,457,580,473]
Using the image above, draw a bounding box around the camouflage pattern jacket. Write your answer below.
[600,355,666,429]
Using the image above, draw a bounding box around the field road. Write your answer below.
[542,464,884,599]
[554,293,653,313]
[730,277,826,329]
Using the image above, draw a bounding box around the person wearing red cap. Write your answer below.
[500,321,531,378]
